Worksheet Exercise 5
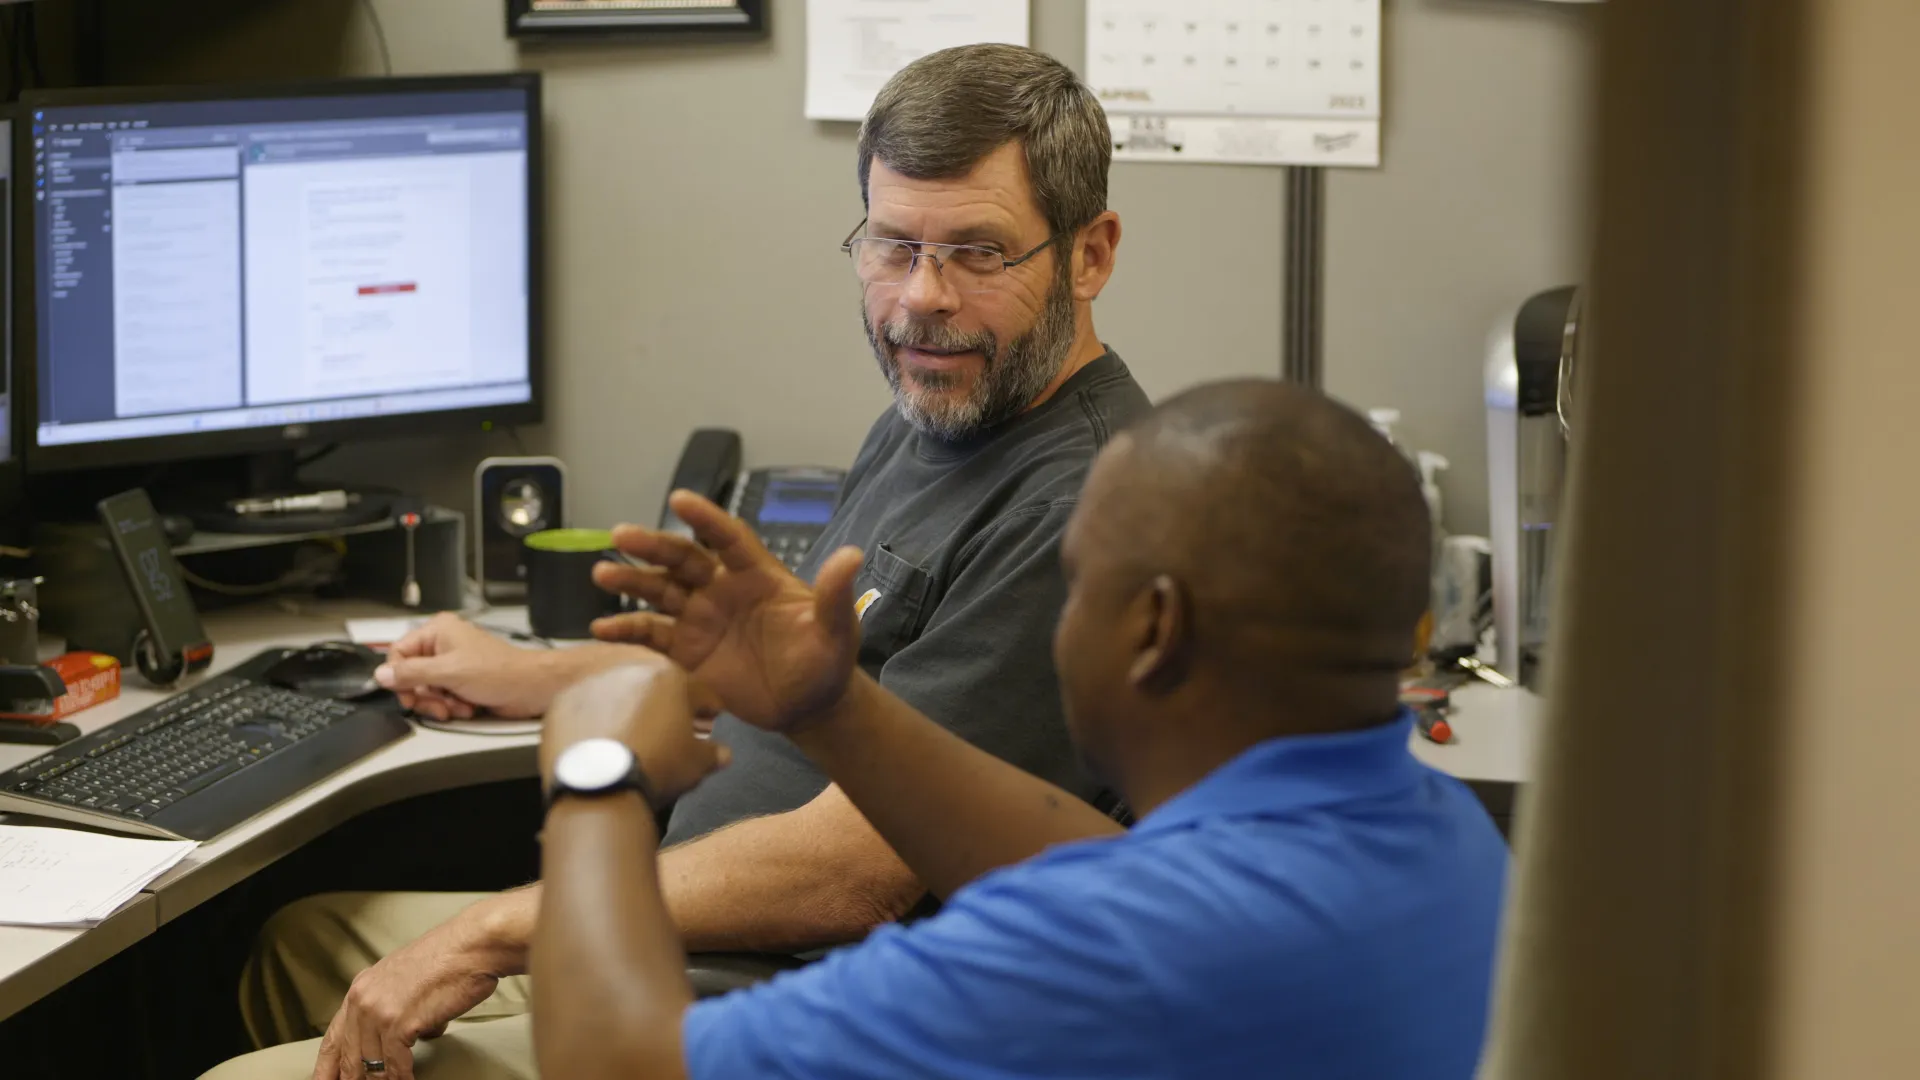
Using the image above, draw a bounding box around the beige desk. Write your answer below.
[0,601,539,1023]
[0,893,158,1029]
[0,603,1544,1024]
[1409,681,1545,786]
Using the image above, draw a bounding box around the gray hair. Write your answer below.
[858,44,1111,238]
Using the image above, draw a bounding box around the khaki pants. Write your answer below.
[201,892,538,1080]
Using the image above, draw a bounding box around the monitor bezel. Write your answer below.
[15,71,546,474]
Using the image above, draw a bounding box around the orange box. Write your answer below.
[0,652,121,723]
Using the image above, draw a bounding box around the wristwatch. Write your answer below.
[545,738,656,814]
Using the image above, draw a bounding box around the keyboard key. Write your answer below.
[176,759,246,796]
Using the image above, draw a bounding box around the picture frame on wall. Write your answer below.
[507,0,768,39]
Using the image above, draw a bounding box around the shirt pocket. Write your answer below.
[852,543,934,665]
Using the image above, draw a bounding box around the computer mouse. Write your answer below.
[264,641,387,701]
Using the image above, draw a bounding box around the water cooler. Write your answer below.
[1484,286,1579,688]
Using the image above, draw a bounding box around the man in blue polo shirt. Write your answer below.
[529,379,1510,1079]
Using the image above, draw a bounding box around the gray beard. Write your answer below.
[863,266,1079,442]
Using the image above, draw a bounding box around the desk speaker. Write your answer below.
[474,456,566,600]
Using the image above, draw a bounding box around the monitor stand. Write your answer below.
[241,448,304,497]
[180,451,396,536]
[26,451,401,536]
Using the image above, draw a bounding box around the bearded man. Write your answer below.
[206,43,1149,1080]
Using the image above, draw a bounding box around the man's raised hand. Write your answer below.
[589,490,866,732]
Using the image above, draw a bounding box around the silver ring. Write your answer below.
[362,1061,387,1075]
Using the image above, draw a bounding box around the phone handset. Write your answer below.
[659,429,847,573]
[659,428,744,537]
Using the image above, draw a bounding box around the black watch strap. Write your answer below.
[543,760,657,815]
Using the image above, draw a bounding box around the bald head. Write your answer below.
[1078,380,1431,700]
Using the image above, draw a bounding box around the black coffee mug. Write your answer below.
[524,529,625,641]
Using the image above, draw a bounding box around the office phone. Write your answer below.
[97,489,216,687]
[663,429,846,574]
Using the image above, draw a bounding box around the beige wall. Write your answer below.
[1327,0,1594,535]
[78,0,1589,539]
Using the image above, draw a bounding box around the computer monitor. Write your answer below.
[18,74,543,474]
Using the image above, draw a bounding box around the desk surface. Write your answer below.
[1411,681,1543,786]
[0,601,539,1023]
[0,600,1544,1023]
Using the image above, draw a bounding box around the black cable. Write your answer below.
[296,443,341,469]
[360,0,394,76]
[507,426,529,455]
[180,539,346,597]
[476,622,553,649]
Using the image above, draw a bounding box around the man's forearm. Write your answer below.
[462,882,540,974]
[547,642,662,693]
[533,794,691,1080]
[792,672,1124,901]
[466,786,921,964]
[659,783,925,953]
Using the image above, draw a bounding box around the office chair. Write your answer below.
[686,952,815,998]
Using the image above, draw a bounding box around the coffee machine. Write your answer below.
[1484,286,1580,688]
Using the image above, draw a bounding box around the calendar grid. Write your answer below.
[1087,0,1382,167]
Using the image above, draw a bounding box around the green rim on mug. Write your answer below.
[524,528,615,553]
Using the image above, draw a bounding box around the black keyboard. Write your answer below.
[0,650,412,841]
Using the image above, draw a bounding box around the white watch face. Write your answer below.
[554,738,635,794]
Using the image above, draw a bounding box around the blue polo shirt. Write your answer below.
[682,713,1509,1079]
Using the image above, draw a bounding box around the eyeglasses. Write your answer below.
[840,219,1066,294]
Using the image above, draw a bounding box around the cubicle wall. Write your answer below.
[55,0,1592,539]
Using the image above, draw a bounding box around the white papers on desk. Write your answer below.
[1087,0,1382,167]
[344,617,424,646]
[805,0,1030,122]
[0,825,195,927]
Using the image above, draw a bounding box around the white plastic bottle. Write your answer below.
[1369,409,1453,662]
[1366,408,1447,538]
[1416,450,1449,542]
[1366,407,1407,454]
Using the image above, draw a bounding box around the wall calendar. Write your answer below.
[1087,0,1382,167]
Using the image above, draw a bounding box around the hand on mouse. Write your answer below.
[375,614,633,720]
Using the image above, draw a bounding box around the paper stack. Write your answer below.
[0,824,197,927]
[344,616,426,647]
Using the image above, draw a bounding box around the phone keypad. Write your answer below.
[762,529,814,574]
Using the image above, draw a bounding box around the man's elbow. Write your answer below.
[543,1042,687,1080]
[539,1005,690,1080]
[823,856,924,938]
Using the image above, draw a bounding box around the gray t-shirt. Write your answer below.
[662,350,1151,846]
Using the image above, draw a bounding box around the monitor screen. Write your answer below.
[25,78,539,469]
